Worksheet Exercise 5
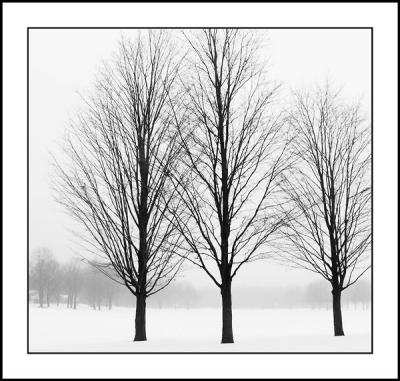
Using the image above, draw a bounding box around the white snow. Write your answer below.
[29,304,371,352]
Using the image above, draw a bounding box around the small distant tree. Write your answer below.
[83,265,109,310]
[279,85,371,336]
[82,266,98,309]
[103,273,119,310]
[64,259,81,309]
[51,264,63,306]
[30,248,58,308]
[304,280,331,309]
[45,258,60,306]
[345,279,371,310]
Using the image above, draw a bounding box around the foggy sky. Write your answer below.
[28,28,371,289]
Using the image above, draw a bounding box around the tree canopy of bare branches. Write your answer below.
[53,31,184,341]
[170,29,289,343]
[279,84,371,336]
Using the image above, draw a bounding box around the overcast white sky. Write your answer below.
[28,28,371,288]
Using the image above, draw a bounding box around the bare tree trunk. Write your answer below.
[73,294,77,309]
[134,145,148,342]
[134,293,147,341]
[332,289,345,336]
[221,280,234,343]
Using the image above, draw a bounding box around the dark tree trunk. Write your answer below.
[73,294,77,309]
[46,292,50,307]
[332,289,345,336]
[132,130,149,343]
[134,293,147,341]
[221,280,234,343]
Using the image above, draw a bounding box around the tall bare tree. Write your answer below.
[54,31,183,341]
[170,29,289,343]
[279,85,371,336]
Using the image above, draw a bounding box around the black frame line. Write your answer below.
[27,26,373,355]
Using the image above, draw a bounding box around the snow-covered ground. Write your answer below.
[29,304,371,352]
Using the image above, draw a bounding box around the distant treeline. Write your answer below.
[29,249,370,310]
[110,279,371,310]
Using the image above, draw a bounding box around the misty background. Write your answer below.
[29,251,371,310]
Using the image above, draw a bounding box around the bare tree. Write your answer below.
[54,31,184,341]
[279,85,371,336]
[170,29,289,343]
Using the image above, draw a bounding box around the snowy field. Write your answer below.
[29,305,371,353]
